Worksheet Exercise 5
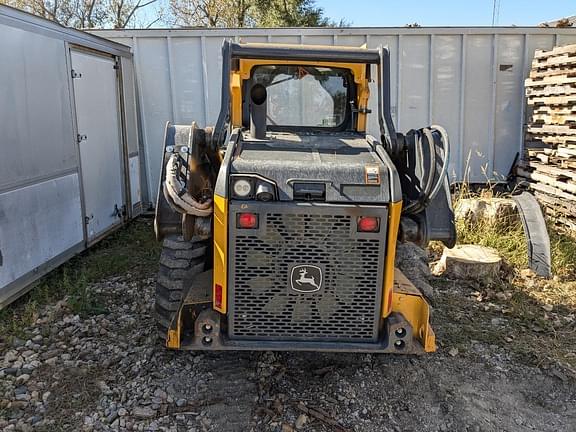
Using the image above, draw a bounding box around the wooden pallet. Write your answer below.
[533,106,576,115]
[528,135,576,145]
[534,45,576,59]
[532,113,576,125]
[527,124,576,135]
[522,44,576,235]
[518,159,576,180]
[532,55,576,69]
[525,75,576,87]
[529,67,576,79]
[526,85,576,97]
[528,94,576,106]
[517,167,576,194]
[534,191,576,213]
[526,181,576,202]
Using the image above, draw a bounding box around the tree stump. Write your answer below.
[455,197,519,226]
[432,244,502,281]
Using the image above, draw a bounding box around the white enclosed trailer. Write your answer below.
[0,5,141,307]
[94,27,576,204]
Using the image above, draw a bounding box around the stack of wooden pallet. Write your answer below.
[519,44,576,233]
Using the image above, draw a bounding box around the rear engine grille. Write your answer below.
[228,206,386,342]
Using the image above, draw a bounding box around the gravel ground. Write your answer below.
[1,247,575,432]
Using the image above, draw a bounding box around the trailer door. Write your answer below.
[71,49,125,243]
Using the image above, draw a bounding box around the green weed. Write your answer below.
[0,220,160,341]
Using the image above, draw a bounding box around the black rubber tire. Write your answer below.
[155,235,209,340]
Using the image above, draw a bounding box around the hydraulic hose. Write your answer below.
[403,124,450,215]
[164,154,213,217]
[428,124,450,202]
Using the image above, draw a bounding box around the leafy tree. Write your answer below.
[169,0,252,27]
[252,0,330,27]
[0,0,163,28]
[168,0,340,28]
[1,0,342,28]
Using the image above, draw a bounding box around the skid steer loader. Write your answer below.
[154,42,456,354]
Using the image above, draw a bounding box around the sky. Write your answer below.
[315,0,576,27]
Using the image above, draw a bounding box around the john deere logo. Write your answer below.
[290,265,323,293]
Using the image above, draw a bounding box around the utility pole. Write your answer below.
[492,0,501,26]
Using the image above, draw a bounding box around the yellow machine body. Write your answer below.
[157,42,440,354]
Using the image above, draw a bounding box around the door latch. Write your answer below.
[112,204,123,218]
[71,69,82,79]
[77,134,87,143]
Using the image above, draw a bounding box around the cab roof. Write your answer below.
[230,42,381,64]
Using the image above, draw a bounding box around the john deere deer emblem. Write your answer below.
[290,265,323,293]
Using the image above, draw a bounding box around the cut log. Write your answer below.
[454,197,519,226]
[432,245,502,281]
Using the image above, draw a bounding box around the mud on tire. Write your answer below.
[155,235,209,340]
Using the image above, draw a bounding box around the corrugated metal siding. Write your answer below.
[93,27,576,202]
[0,5,140,307]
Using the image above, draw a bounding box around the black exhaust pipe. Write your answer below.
[249,84,267,140]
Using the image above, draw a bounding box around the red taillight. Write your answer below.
[357,216,380,232]
[214,284,223,309]
[237,212,258,229]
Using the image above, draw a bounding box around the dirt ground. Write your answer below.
[1,221,575,432]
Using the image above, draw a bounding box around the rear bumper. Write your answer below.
[165,268,436,354]
[177,310,430,354]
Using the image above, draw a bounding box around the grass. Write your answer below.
[0,219,160,342]
[453,186,576,280]
[437,188,576,371]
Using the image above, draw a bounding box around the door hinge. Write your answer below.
[77,134,87,144]
[113,60,120,70]
[71,69,82,79]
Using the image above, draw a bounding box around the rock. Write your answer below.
[4,350,19,364]
[433,245,502,281]
[295,414,308,430]
[14,386,28,396]
[118,408,128,417]
[395,242,435,298]
[107,411,119,424]
[491,318,507,326]
[153,388,167,400]
[44,357,57,366]
[542,304,554,312]
[132,406,156,419]
[520,268,536,278]
[96,381,113,395]
[281,424,295,432]
[21,351,35,359]
[448,348,459,357]
[12,338,25,348]
[15,393,30,402]
[175,398,187,407]
[15,374,30,385]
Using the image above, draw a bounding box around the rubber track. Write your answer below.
[155,235,208,339]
